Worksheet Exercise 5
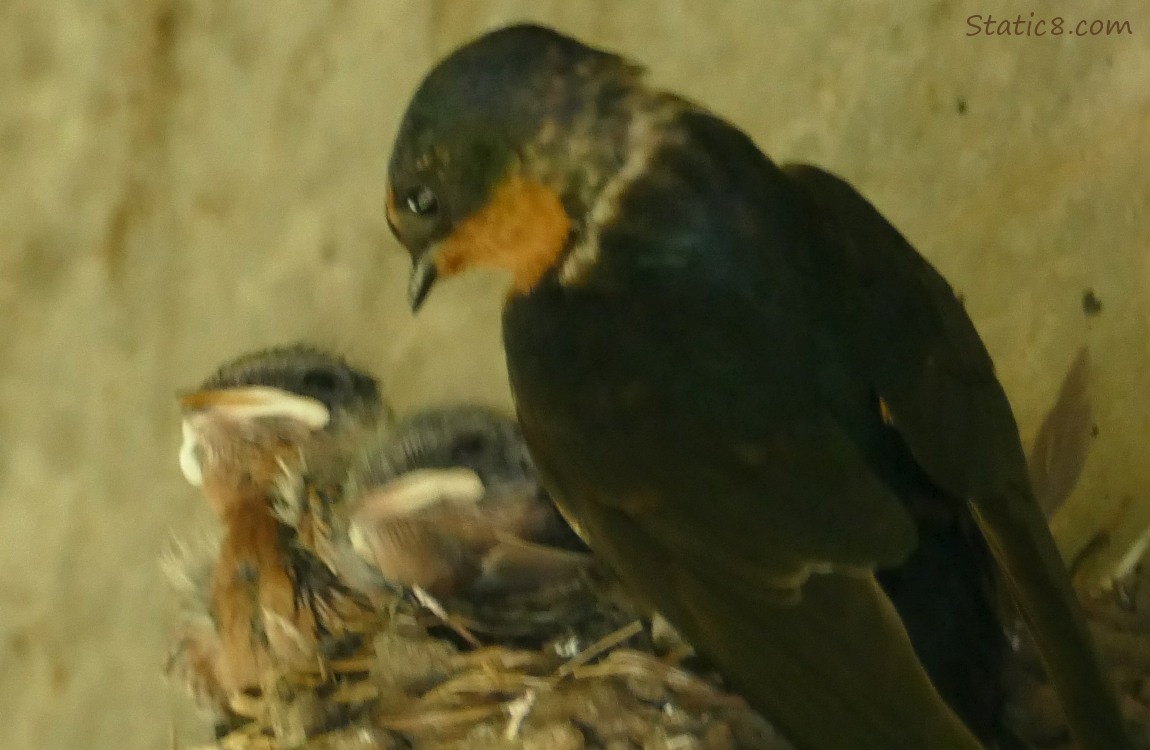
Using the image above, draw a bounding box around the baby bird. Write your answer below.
[341,406,596,640]
[166,345,388,725]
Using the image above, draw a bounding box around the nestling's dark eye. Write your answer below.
[301,367,339,394]
[404,186,439,216]
[451,433,488,466]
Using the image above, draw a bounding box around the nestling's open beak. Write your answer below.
[408,249,440,312]
[175,386,332,487]
[178,386,331,429]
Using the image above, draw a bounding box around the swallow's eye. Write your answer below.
[404,186,439,217]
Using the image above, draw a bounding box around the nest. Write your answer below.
[170,544,1150,750]
[186,570,781,750]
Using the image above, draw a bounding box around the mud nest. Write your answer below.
[182,565,782,750]
[170,550,1150,750]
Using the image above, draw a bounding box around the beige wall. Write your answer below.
[0,1,1145,747]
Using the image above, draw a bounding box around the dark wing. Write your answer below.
[779,163,1131,750]
[780,163,1029,498]
[516,397,985,750]
[509,304,922,593]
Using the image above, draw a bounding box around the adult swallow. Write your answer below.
[383,24,1130,750]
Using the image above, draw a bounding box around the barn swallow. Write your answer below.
[340,406,595,639]
[384,24,1131,750]
[168,345,387,724]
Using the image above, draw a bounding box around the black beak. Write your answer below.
[407,251,439,312]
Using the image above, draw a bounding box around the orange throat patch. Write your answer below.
[436,174,572,295]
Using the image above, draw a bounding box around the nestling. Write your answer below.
[340,406,596,642]
[166,345,386,727]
